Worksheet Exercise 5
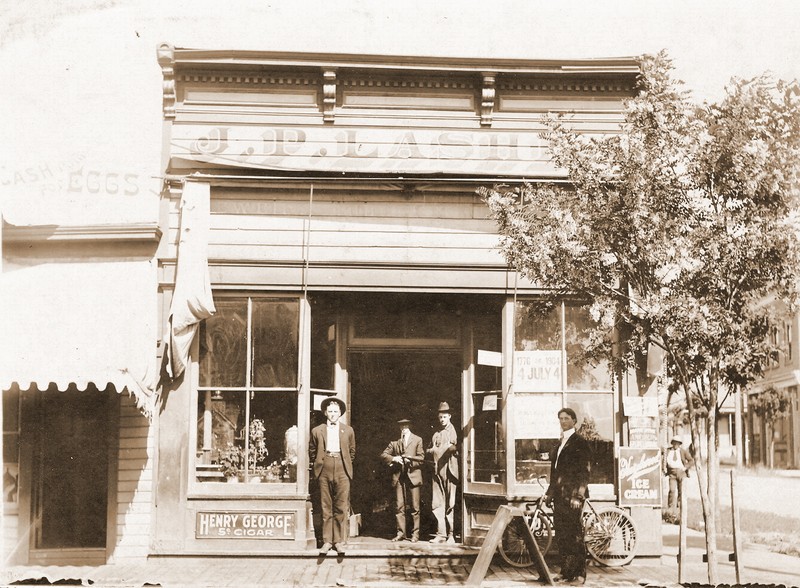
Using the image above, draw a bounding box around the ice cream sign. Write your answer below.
[618,448,662,507]
[196,511,295,539]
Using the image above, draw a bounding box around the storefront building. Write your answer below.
[150,45,666,557]
[3,45,662,566]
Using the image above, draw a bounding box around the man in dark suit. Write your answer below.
[309,397,356,555]
[381,418,425,542]
[545,407,592,585]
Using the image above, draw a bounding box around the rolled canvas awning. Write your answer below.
[1,216,161,417]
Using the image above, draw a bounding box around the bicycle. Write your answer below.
[498,477,638,568]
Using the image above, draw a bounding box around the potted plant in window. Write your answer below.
[246,418,269,482]
[219,443,244,483]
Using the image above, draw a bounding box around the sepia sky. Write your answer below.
[2,0,799,221]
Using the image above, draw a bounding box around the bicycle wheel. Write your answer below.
[498,511,553,567]
[584,507,637,567]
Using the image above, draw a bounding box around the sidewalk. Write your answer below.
[3,524,799,587]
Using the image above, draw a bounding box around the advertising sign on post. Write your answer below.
[618,448,662,507]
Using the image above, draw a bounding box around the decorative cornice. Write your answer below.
[341,78,475,90]
[179,73,317,86]
[2,222,162,243]
[481,73,496,126]
[168,47,642,76]
[157,43,176,119]
[498,80,631,93]
[322,69,337,122]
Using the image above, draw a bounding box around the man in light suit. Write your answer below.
[309,397,356,555]
[381,418,425,542]
[663,435,694,511]
[427,401,459,544]
[545,407,592,585]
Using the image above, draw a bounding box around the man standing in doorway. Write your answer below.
[381,418,424,542]
[663,435,694,511]
[545,407,592,585]
[427,401,459,544]
[309,397,355,556]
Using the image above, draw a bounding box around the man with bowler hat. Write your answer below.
[427,401,459,544]
[309,397,356,555]
[381,418,424,542]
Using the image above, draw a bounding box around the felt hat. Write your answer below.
[320,397,347,415]
[397,418,412,425]
[670,435,683,444]
[437,402,451,413]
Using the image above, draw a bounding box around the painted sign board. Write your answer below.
[513,393,562,439]
[618,448,662,507]
[171,125,562,176]
[513,350,562,392]
[196,511,295,539]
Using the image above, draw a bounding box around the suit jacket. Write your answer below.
[381,433,424,487]
[428,423,459,480]
[546,431,591,502]
[663,445,694,476]
[309,421,356,480]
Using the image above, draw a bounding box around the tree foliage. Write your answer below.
[749,387,791,424]
[479,51,800,582]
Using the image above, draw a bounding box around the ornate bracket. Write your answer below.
[157,43,176,120]
[481,73,496,126]
[322,69,337,123]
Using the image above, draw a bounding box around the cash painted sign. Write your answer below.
[196,511,295,539]
[171,125,562,176]
[618,448,662,507]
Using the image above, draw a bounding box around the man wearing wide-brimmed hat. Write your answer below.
[663,434,694,511]
[309,397,356,555]
[427,401,459,544]
[381,418,425,542]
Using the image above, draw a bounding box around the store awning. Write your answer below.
[0,220,161,417]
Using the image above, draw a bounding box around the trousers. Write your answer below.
[319,454,350,544]
[431,473,456,538]
[395,478,421,539]
[553,497,586,579]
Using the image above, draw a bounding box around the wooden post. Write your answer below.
[730,470,743,583]
[678,476,687,584]
[466,505,553,586]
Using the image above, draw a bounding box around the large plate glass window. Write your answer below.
[196,296,299,485]
[513,301,614,494]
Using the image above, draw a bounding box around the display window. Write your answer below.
[512,300,615,495]
[194,296,300,486]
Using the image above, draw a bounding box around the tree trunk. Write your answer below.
[768,424,775,469]
[704,402,719,584]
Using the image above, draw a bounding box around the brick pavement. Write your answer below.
[4,525,799,587]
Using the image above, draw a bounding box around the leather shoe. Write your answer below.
[319,542,333,555]
[429,536,446,543]
[410,535,419,543]
[391,532,406,542]
[333,543,345,555]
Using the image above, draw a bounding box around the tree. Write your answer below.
[479,51,800,583]
[749,386,792,468]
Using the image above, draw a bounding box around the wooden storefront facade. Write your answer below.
[3,46,665,565]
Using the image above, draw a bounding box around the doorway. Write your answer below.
[348,350,462,541]
[30,388,110,558]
